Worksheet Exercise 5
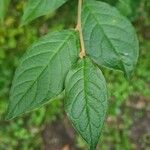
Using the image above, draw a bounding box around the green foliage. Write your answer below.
[6,30,79,119]
[99,0,118,6]
[0,0,10,22]
[116,0,141,20]
[21,0,68,25]
[65,58,107,150]
[116,0,134,17]
[99,0,142,21]
[4,0,140,149]
[82,0,139,78]
[1,0,150,149]
[0,0,150,150]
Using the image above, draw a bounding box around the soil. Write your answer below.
[128,95,150,150]
[42,117,80,150]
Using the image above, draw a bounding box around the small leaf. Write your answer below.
[82,0,139,78]
[21,0,67,25]
[65,57,108,150]
[0,0,10,22]
[5,30,79,119]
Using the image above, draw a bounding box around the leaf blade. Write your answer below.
[21,0,67,25]
[65,58,108,149]
[6,29,79,119]
[82,0,139,78]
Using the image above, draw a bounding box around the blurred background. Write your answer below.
[0,0,150,149]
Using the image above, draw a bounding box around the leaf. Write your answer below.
[0,0,10,22]
[82,0,139,78]
[21,0,67,25]
[116,0,132,17]
[5,30,79,120]
[116,0,141,21]
[65,57,108,150]
[97,0,117,6]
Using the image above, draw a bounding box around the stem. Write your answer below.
[76,0,86,58]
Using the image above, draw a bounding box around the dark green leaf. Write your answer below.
[21,0,67,25]
[65,57,108,150]
[82,0,139,78]
[5,30,79,119]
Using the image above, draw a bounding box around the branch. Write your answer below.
[76,0,86,58]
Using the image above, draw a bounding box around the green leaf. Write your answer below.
[116,0,141,21]
[82,0,139,78]
[116,0,132,17]
[0,0,10,22]
[5,30,79,120]
[21,0,67,25]
[65,57,108,150]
